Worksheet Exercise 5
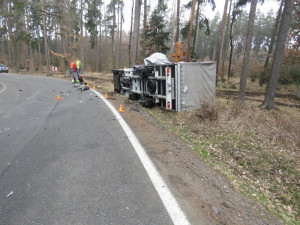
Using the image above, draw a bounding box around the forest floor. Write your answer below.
[18,71,300,224]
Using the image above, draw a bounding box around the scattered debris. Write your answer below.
[76,84,89,91]
[129,108,139,112]
[19,90,22,91]
[213,207,219,215]
[6,191,13,197]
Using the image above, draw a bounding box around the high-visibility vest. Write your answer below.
[70,62,76,72]
[76,60,82,70]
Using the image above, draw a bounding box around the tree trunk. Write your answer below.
[96,35,99,72]
[259,0,284,86]
[41,0,50,74]
[1,37,4,62]
[239,0,257,104]
[37,27,42,71]
[260,0,294,109]
[25,5,34,73]
[117,0,120,67]
[80,0,84,71]
[129,0,134,66]
[176,0,180,42]
[296,84,300,98]
[99,4,102,72]
[221,0,232,81]
[0,18,5,61]
[185,0,196,62]
[5,0,15,69]
[119,3,123,68]
[131,0,142,65]
[215,0,229,75]
[192,0,200,54]
[170,0,177,54]
[141,0,148,57]
[228,13,234,80]
[112,0,116,68]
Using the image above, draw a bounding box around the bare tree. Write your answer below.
[259,0,284,86]
[239,0,258,104]
[131,0,142,65]
[260,0,294,109]
[221,0,232,80]
[80,0,84,70]
[215,0,229,75]
[41,0,50,75]
[128,0,134,65]
[185,0,196,62]
[192,0,201,54]
[118,1,123,68]
[176,0,180,42]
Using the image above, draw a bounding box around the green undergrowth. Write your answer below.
[144,101,300,225]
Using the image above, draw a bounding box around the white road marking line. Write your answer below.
[91,89,190,225]
[0,82,7,94]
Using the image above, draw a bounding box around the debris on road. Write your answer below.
[129,108,139,112]
[6,191,13,198]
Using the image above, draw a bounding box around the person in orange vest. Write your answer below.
[70,60,79,84]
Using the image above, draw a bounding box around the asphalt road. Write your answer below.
[0,74,173,225]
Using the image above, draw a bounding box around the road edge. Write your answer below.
[91,89,191,225]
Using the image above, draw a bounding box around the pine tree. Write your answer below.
[145,0,170,55]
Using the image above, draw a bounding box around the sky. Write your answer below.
[121,0,281,32]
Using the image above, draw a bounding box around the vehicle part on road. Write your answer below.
[112,61,216,112]
[6,191,13,197]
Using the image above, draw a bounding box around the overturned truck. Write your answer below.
[112,61,216,112]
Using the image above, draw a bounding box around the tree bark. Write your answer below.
[1,18,5,61]
[131,0,142,66]
[112,0,116,68]
[96,34,99,72]
[260,0,294,109]
[129,0,134,66]
[37,27,42,71]
[296,84,300,98]
[228,13,235,80]
[80,0,84,71]
[1,36,5,62]
[25,4,34,73]
[221,0,232,81]
[215,0,229,75]
[192,0,200,54]
[119,3,123,68]
[175,0,180,43]
[185,0,196,62]
[259,0,284,86]
[5,0,15,69]
[141,0,148,57]
[170,0,177,54]
[239,0,257,104]
[41,0,50,74]
[99,3,102,72]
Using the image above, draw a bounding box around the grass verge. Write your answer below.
[145,99,300,225]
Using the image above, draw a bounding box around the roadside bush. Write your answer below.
[196,102,218,121]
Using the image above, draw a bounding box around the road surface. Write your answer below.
[0,74,178,225]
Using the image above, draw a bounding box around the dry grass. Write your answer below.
[146,99,300,224]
